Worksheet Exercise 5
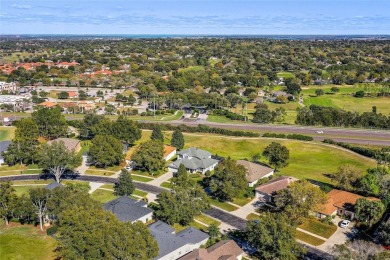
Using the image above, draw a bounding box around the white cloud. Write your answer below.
[11,4,32,9]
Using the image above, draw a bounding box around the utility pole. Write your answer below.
[153,93,156,118]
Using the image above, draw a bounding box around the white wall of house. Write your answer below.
[247,171,274,187]
[157,238,209,260]
[164,150,177,161]
[133,212,153,224]
[255,191,272,202]
[199,162,218,174]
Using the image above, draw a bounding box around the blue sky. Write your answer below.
[1,0,389,35]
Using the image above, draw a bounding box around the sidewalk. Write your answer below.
[148,171,173,186]
[230,197,260,219]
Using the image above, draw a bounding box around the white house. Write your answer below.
[168,147,219,174]
[163,145,177,161]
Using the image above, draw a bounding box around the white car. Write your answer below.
[315,130,324,134]
[340,220,350,228]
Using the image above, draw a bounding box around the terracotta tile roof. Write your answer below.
[179,240,243,260]
[39,101,56,108]
[255,176,298,195]
[237,160,274,183]
[163,145,176,159]
[318,189,380,215]
[67,91,78,97]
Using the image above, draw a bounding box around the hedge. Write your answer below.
[138,122,259,137]
[262,132,313,141]
[323,139,377,158]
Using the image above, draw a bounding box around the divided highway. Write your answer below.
[165,120,390,146]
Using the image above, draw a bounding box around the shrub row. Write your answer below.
[138,122,259,137]
[323,139,377,158]
[212,109,247,121]
[141,109,176,116]
[262,132,314,141]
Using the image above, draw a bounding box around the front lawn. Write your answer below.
[132,175,154,182]
[210,199,239,212]
[172,221,208,233]
[13,185,46,196]
[84,169,116,176]
[90,189,118,203]
[0,222,56,260]
[246,213,262,221]
[295,230,326,246]
[298,218,337,239]
[194,214,221,226]
[0,126,15,141]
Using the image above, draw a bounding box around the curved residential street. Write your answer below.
[1,173,333,259]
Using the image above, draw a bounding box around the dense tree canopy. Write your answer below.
[114,169,135,196]
[246,213,306,260]
[88,135,124,168]
[208,159,247,201]
[132,140,165,172]
[262,142,290,170]
[171,129,184,150]
[32,107,68,139]
[38,141,82,182]
[274,180,327,222]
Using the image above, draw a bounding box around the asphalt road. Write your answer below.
[6,114,389,146]
[164,119,390,146]
[0,174,332,259]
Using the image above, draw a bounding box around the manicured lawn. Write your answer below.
[210,199,239,212]
[78,140,91,156]
[0,126,15,141]
[132,175,154,182]
[232,195,252,207]
[194,214,221,226]
[160,181,173,188]
[100,184,114,189]
[295,230,326,246]
[0,164,27,176]
[172,221,208,233]
[277,71,295,79]
[11,180,52,185]
[246,213,262,221]
[133,189,148,197]
[13,185,45,196]
[182,134,376,184]
[301,84,390,114]
[88,165,123,172]
[207,115,245,124]
[131,170,159,178]
[178,66,205,73]
[90,189,118,203]
[299,218,337,239]
[0,222,56,260]
[161,110,184,121]
[84,169,116,176]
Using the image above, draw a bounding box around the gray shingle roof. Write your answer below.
[170,157,219,171]
[148,220,209,259]
[45,181,64,190]
[103,196,152,223]
[177,148,211,159]
[0,141,12,160]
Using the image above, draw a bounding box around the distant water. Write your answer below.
[1,34,390,40]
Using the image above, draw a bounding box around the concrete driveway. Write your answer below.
[318,217,356,252]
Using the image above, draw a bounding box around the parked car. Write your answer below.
[315,130,324,134]
[340,220,351,228]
